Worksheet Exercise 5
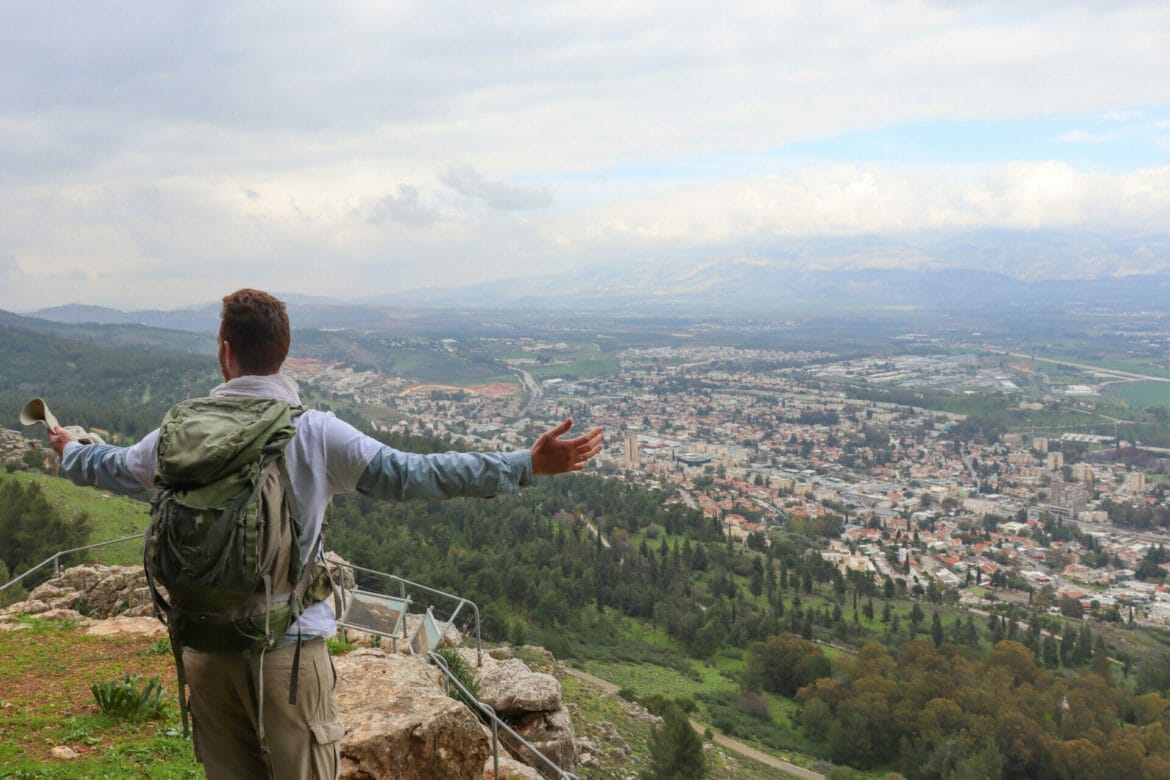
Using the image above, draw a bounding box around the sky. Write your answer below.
[2,1,1170,311]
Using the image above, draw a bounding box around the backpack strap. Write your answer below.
[142,504,191,737]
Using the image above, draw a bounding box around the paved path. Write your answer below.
[577,512,612,549]
[562,668,825,780]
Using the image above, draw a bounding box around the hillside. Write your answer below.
[0,612,789,779]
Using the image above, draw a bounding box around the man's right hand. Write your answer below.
[531,419,604,475]
[49,425,78,457]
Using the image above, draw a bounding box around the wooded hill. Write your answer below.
[1,313,216,440]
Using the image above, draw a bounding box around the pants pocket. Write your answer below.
[310,720,345,745]
[309,719,344,780]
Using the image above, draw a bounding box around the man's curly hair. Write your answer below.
[218,289,290,375]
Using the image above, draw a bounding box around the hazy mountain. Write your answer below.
[20,228,1170,324]
[361,261,1170,314]
[27,303,221,333]
[0,309,213,354]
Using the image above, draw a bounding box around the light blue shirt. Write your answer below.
[60,374,532,641]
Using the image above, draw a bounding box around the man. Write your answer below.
[49,288,603,779]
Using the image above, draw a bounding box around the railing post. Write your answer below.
[473,603,483,667]
[489,709,500,779]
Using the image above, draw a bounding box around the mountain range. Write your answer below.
[20,229,1170,327]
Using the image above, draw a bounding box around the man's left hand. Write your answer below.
[531,419,603,475]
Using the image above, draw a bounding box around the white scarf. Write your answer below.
[209,373,302,406]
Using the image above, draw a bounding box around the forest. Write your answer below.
[325,459,1170,778]
[1,321,216,439]
[0,479,90,591]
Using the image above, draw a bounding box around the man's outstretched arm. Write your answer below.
[354,418,603,502]
[51,425,158,494]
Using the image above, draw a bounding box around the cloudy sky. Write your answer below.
[2,1,1169,311]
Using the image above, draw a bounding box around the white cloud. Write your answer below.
[439,164,553,211]
[548,162,1170,244]
[368,185,439,226]
[2,1,1170,309]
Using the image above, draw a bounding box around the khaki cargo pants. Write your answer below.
[183,638,343,779]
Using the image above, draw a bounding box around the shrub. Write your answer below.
[737,690,771,721]
[433,647,479,710]
[91,674,167,722]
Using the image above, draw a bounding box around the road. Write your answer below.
[512,368,543,416]
[563,668,825,780]
[676,487,700,510]
[987,349,1170,384]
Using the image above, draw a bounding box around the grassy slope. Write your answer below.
[0,617,199,778]
[0,617,788,780]
[0,470,149,569]
[513,647,798,780]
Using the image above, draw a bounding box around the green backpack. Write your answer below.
[144,395,333,654]
[144,396,336,739]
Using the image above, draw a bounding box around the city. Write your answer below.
[285,333,1170,633]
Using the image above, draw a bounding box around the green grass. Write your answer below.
[0,617,199,777]
[1104,381,1170,410]
[0,470,149,567]
[527,354,619,380]
[514,647,802,780]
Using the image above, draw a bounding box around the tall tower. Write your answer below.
[623,432,640,470]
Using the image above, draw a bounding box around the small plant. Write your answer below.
[143,636,172,656]
[326,636,355,655]
[91,673,167,722]
[433,647,479,710]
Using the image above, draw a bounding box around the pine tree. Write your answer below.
[963,615,979,646]
[642,704,707,780]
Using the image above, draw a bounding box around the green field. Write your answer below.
[526,353,619,380]
[1104,381,1170,409]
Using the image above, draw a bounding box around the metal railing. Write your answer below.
[0,533,145,593]
[429,651,578,780]
[336,561,483,666]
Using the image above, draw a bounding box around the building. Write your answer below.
[1124,472,1147,494]
[1050,481,1089,516]
[623,433,640,470]
[1070,462,1095,485]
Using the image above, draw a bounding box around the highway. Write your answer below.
[512,368,543,416]
[986,349,1170,384]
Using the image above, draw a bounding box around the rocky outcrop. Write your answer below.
[336,649,491,780]
[463,647,578,774]
[0,428,47,471]
[0,564,152,620]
